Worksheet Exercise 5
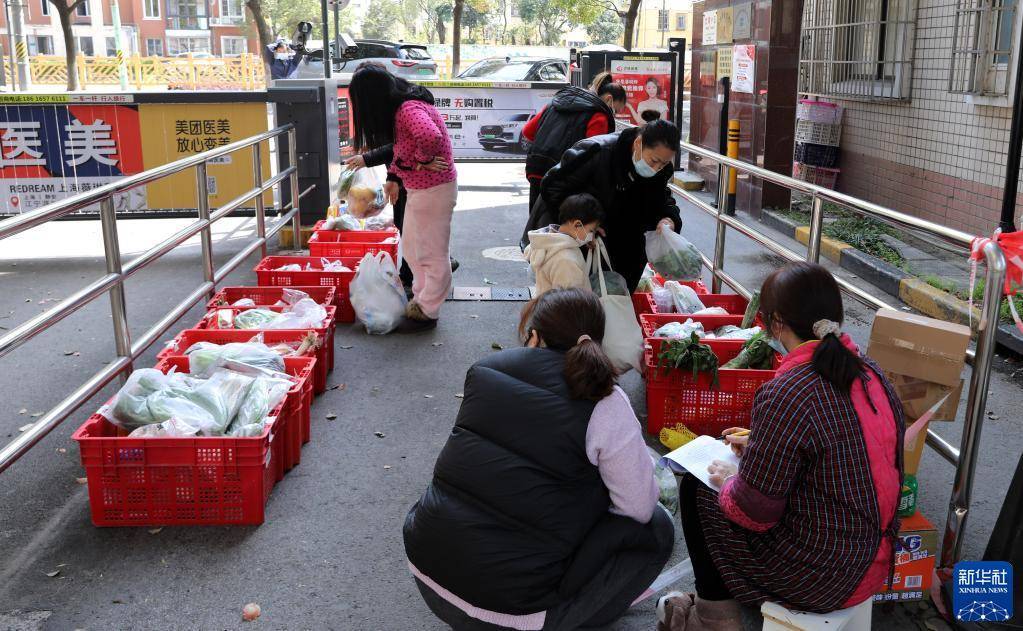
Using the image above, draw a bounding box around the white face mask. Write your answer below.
[274,52,291,60]
[633,149,658,178]
[573,230,594,247]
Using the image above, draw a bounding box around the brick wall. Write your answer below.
[817,0,1017,236]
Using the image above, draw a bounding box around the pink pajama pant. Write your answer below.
[403,180,457,319]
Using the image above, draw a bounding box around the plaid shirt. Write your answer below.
[696,354,905,612]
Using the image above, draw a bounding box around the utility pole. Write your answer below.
[999,41,1023,232]
[2,0,16,91]
[319,0,331,78]
[110,0,128,91]
[332,0,339,65]
[9,0,31,90]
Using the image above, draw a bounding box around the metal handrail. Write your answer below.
[0,124,309,474]
[672,137,1005,572]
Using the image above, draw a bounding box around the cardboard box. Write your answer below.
[903,419,929,477]
[875,511,937,603]
[867,309,970,424]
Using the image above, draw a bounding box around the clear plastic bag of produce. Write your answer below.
[342,167,387,219]
[129,417,200,438]
[350,252,408,334]
[280,288,310,305]
[322,213,362,231]
[178,369,255,436]
[652,286,674,312]
[269,298,327,329]
[653,319,705,339]
[650,448,679,515]
[108,368,177,429]
[227,375,292,435]
[233,309,281,329]
[587,247,630,296]
[318,258,352,273]
[274,263,303,272]
[232,298,256,307]
[185,341,286,377]
[712,325,762,341]
[363,215,395,231]
[692,306,729,316]
[635,265,662,293]
[664,281,707,314]
[337,166,357,198]
[645,229,703,281]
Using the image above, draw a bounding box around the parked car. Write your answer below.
[296,40,438,80]
[478,112,534,152]
[457,57,568,82]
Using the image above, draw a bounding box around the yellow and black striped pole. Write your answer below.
[726,119,739,215]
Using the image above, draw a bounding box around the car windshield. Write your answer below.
[460,60,534,80]
[402,46,431,60]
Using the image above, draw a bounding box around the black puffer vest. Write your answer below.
[525,86,614,179]
[403,348,610,614]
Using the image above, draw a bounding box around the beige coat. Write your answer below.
[524,227,590,296]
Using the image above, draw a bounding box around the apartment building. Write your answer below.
[634,0,693,50]
[0,0,257,58]
[798,0,1021,235]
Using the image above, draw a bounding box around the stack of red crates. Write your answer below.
[638,287,780,437]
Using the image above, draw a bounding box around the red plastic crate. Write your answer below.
[194,305,336,391]
[70,357,313,527]
[637,291,749,315]
[308,230,400,260]
[632,292,655,320]
[158,328,331,396]
[644,342,779,436]
[253,256,360,322]
[206,286,336,310]
[155,355,315,476]
[313,220,398,242]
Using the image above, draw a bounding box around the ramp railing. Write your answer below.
[0,124,310,475]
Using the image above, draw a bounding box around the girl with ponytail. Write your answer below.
[659,263,905,631]
[405,288,673,630]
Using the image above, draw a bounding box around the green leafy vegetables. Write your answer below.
[657,333,720,388]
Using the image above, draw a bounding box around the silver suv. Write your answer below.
[297,40,438,80]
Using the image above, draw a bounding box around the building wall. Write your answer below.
[815,0,1017,236]
[634,0,693,50]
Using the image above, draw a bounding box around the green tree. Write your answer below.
[361,0,403,39]
[587,10,623,45]
[516,0,601,46]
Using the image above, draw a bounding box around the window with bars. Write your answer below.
[798,0,917,100]
[146,38,163,56]
[676,14,686,30]
[658,9,669,31]
[949,0,1018,96]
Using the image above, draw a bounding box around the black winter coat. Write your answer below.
[403,348,616,615]
[525,86,615,179]
[521,126,682,291]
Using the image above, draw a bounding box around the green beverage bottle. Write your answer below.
[898,474,918,518]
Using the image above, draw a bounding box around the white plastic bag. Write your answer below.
[184,341,286,377]
[232,298,256,307]
[350,252,408,334]
[645,229,703,281]
[665,281,706,314]
[323,214,362,231]
[363,215,395,231]
[270,298,327,329]
[652,286,674,312]
[319,258,352,273]
[274,263,302,272]
[653,319,705,339]
[692,306,729,316]
[590,239,644,373]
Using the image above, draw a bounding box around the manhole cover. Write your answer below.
[482,246,524,262]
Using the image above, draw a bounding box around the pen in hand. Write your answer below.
[718,429,750,442]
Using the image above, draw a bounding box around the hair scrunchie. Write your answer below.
[577,334,592,345]
[812,319,841,339]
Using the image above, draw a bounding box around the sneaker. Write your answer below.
[406,301,432,321]
[450,257,460,273]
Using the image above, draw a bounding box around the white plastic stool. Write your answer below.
[761,598,873,631]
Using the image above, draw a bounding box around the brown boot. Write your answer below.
[689,596,742,631]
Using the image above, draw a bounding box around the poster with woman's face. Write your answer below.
[610,59,673,125]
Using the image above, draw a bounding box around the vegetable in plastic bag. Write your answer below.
[589,266,630,296]
[713,325,762,341]
[665,281,706,314]
[722,331,776,370]
[657,333,720,388]
[650,448,679,515]
[182,369,255,436]
[110,368,173,428]
[343,167,387,219]
[635,266,662,293]
[216,309,234,328]
[363,215,395,231]
[232,298,256,307]
[228,376,292,434]
[234,309,281,329]
[350,252,408,334]
[324,214,362,231]
[652,286,673,312]
[185,341,286,377]
[269,298,327,329]
[129,417,200,438]
[692,306,729,316]
[337,167,357,197]
[645,229,703,281]
[653,319,705,339]
[280,288,310,305]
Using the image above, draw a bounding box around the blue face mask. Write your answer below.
[766,336,788,356]
[633,150,658,178]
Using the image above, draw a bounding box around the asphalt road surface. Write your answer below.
[0,163,1020,630]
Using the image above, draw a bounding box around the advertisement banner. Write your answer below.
[0,100,271,215]
[0,103,144,214]
[419,81,559,159]
[732,44,756,94]
[338,86,355,159]
[611,58,673,126]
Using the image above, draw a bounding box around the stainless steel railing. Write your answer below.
[671,137,1005,572]
[0,124,311,474]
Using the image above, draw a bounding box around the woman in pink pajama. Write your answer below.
[349,64,457,333]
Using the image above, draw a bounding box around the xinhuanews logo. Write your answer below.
[953,561,1013,622]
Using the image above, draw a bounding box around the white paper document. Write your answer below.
[659,435,741,491]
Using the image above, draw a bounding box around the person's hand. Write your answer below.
[383,180,399,205]
[707,460,738,488]
[344,155,366,170]
[657,218,675,233]
[423,156,450,172]
[721,427,749,458]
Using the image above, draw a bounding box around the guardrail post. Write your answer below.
[99,197,132,382]
[940,242,1006,569]
[252,142,267,258]
[712,163,729,293]
[195,161,215,297]
[288,128,302,249]
[806,194,824,263]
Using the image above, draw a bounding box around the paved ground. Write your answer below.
[0,163,1020,630]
